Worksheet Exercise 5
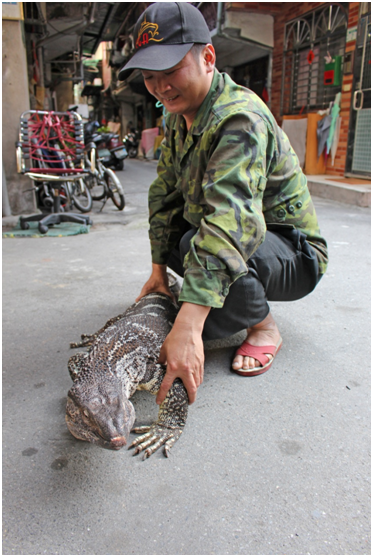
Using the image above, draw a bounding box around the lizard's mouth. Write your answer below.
[94,432,128,450]
[108,435,127,450]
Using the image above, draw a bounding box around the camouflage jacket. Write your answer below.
[148,69,328,308]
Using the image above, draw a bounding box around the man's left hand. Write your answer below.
[156,302,211,405]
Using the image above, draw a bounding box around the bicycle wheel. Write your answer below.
[105,168,125,210]
[87,173,106,201]
[71,179,93,213]
[85,155,106,201]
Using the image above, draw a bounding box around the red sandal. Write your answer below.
[232,338,283,376]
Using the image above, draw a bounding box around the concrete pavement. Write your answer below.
[2,159,371,555]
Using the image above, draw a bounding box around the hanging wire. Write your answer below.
[156,101,167,133]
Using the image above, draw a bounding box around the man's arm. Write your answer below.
[157,302,211,405]
[136,265,211,405]
[136,267,210,405]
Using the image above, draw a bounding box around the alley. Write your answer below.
[2,159,370,555]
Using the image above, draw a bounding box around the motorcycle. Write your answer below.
[123,128,139,159]
[84,121,128,170]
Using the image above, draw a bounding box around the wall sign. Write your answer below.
[346,26,357,43]
[2,2,24,20]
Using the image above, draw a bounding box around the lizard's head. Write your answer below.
[65,374,135,450]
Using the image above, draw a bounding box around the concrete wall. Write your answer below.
[2,19,36,214]
[224,11,274,47]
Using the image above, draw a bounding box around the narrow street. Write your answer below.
[2,159,371,555]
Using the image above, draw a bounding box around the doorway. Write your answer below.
[346,14,371,176]
[232,56,270,104]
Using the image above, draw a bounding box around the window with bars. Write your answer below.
[295,46,320,108]
[281,3,348,115]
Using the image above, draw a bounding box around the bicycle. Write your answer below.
[60,177,92,213]
[84,147,125,211]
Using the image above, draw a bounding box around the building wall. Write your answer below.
[2,19,36,214]
[330,2,359,176]
[271,2,326,122]
[120,102,136,136]
[54,80,74,112]
[270,2,361,176]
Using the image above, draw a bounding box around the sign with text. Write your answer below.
[2,2,24,20]
[346,26,357,43]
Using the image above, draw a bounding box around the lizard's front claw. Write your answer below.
[129,425,183,459]
[131,425,151,434]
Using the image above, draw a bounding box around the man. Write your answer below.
[119,2,328,406]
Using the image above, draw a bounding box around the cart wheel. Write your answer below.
[39,224,49,234]
[86,217,93,226]
[20,221,30,230]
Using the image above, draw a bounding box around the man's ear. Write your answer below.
[203,44,216,71]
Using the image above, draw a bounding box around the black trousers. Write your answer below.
[167,225,321,341]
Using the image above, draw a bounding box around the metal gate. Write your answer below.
[346,14,371,176]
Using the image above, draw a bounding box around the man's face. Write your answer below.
[142,45,215,129]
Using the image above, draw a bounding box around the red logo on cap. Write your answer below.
[136,16,164,49]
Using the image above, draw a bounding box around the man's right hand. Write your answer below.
[136,263,174,302]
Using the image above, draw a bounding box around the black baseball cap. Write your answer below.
[118,2,211,81]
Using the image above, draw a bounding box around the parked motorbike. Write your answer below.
[123,128,139,158]
[84,120,128,170]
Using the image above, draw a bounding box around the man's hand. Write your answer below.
[156,302,211,405]
[136,263,174,302]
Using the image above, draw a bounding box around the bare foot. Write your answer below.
[232,313,281,371]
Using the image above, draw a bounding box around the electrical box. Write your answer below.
[344,51,354,74]
[324,55,343,86]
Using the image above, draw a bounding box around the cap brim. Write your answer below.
[118,43,194,81]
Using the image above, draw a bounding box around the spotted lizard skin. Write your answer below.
[65,289,188,459]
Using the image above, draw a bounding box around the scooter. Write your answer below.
[84,121,128,170]
[123,128,139,158]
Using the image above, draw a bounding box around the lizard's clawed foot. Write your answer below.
[129,424,183,459]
